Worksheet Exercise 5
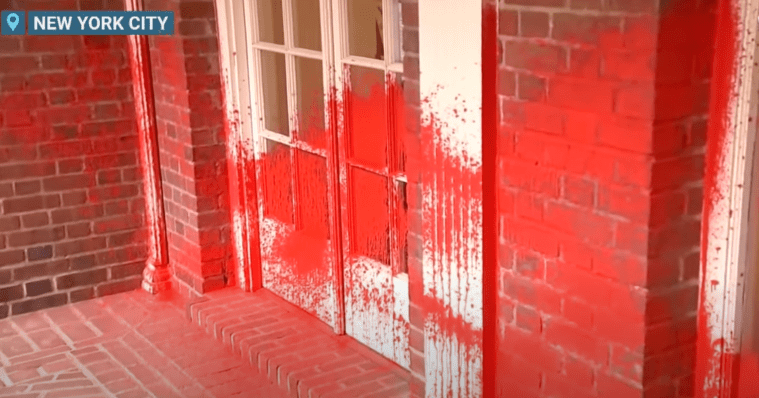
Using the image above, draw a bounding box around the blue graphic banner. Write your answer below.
[18,11,174,35]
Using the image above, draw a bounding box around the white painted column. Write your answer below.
[418,2,484,397]
[697,0,759,396]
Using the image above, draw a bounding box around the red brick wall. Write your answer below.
[147,0,231,298]
[645,1,715,395]
[0,0,147,319]
[496,0,713,396]
[0,0,230,317]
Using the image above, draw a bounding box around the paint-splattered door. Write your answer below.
[331,0,410,369]
[244,0,338,328]
[242,0,410,368]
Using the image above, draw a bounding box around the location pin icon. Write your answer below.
[7,13,19,31]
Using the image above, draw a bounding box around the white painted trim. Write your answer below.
[419,1,483,397]
[216,0,251,291]
[700,0,759,395]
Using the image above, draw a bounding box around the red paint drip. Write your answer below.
[418,105,484,397]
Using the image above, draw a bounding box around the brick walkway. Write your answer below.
[187,288,411,398]
[0,287,411,398]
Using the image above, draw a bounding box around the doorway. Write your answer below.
[239,0,410,369]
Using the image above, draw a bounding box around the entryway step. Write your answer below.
[186,287,412,398]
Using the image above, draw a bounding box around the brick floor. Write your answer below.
[0,287,411,398]
[187,288,412,398]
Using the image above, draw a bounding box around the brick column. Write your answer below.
[495,0,714,396]
[146,0,231,298]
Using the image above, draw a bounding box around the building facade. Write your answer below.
[1,0,758,397]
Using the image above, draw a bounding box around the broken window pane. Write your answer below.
[347,0,384,60]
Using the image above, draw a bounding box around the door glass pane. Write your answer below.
[294,56,326,148]
[390,0,402,62]
[292,0,322,51]
[347,65,387,169]
[350,167,390,264]
[395,180,408,273]
[390,72,406,173]
[297,150,329,239]
[346,0,384,60]
[262,139,294,224]
[257,0,285,44]
[260,50,290,136]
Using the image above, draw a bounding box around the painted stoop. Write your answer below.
[185,287,412,398]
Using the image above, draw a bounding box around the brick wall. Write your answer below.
[399,0,424,396]
[0,0,147,319]
[146,0,231,298]
[496,0,713,397]
[645,0,714,395]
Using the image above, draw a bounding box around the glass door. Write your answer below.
[242,0,410,369]
[244,0,338,327]
[331,0,410,368]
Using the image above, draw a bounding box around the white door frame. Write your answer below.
[697,0,759,396]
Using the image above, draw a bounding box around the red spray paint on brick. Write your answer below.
[494,0,730,396]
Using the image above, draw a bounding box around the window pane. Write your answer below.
[389,0,402,62]
[395,180,408,274]
[346,0,384,60]
[292,0,322,51]
[257,0,285,44]
[294,57,326,148]
[350,167,390,264]
[262,139,294,224]
[297,150,329,239]
[390,72,405,173]
[260,50,289,136]
[347,65,387,169]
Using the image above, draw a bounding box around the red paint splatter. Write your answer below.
[696,0,740,396]
[241,67,409,345]
[495,0,727,396]
[416,101,485,396]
